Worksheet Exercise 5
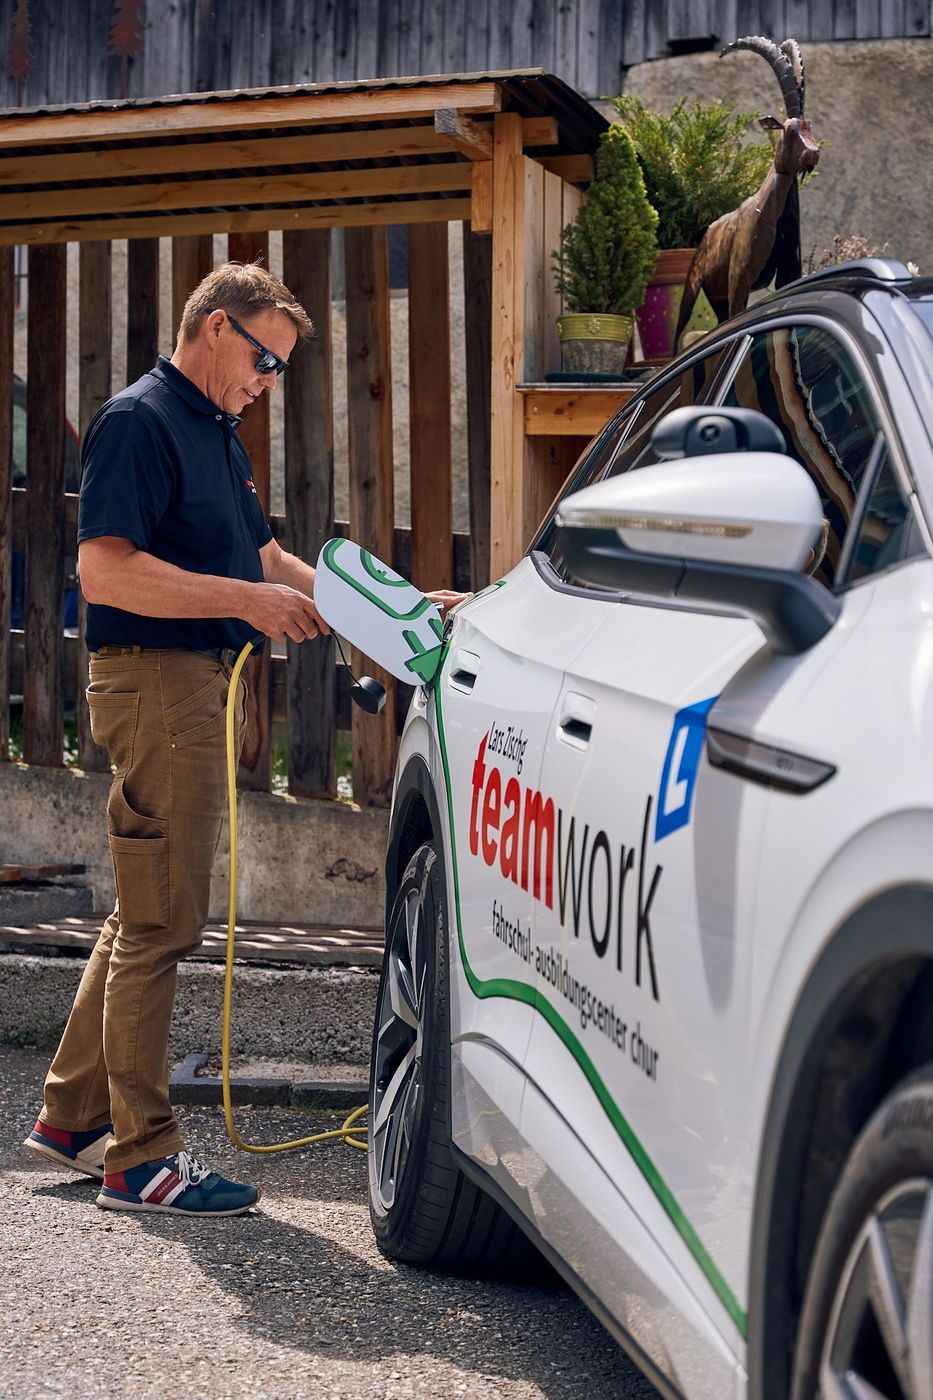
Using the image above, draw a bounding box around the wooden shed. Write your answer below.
[0,70,628,807]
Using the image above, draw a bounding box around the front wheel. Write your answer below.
[368,841,530,1269]
[791,1065,933,1400]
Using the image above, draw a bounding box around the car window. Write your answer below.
[844,443,924,584]
[721,324,888,589]
[535,341,733,580]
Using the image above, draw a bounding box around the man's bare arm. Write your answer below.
[79,536,324,643]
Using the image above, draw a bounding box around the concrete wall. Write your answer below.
[618,40,933,275]
[0,762,388,928]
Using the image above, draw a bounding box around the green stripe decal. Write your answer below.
[432,665,748,1339]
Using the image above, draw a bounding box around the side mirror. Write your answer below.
[556,452,840,654]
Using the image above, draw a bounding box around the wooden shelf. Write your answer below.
[519,383,637,436]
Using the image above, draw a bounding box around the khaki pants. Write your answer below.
[40,648,246,1172]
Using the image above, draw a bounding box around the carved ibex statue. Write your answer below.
[674,36,819,346]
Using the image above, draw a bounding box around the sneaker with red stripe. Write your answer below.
[23,1118,113,1180]
[96,1151,260,1216]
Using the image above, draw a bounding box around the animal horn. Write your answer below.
[721,34,801,118]
[780,38,805,114]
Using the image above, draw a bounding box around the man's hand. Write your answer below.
[242,582,331,644]
[425,589,473,611]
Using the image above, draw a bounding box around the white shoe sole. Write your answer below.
[95,1189,262,1217]
[23,1135,107,1181]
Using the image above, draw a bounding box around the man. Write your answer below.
[23,261,460,1217]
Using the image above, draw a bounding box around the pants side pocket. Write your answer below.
[109,834,170,927]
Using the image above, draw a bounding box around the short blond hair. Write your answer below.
[179,259,313,343]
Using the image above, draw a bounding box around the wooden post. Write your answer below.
[408,222,452,592]
[77,241,111,773]
[344,225,396,808]
[23,245,67,767]
[0,248,12,759]
[463,225,492,590]
[283,227,336,799]
[127,238,160,382]
[171,234,212,338]
[489,113,525,578]
[228,231,272,792]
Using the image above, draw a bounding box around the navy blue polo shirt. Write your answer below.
[78,356,272,652]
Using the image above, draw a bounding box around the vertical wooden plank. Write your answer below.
[463,225,492,591]
[464,0,491,72]
[597,0,627,97]
[127,238,160,383]
[522,158,548,384]
[489,113,525,579]
[530,0,556,74]
[833,0,857,38]
[785,0,811,39]
[23,245,66,768]
[736,0,763,36]
[645,0,670,57]
[905,0,930,33]
[441,0,466,73]
[356,0,379,77]
[283,228,336,799]
[522,437,582,551]
[171,235,212,342]
[879,0,905,34]
[408,223,452,592]
[576,0,602,99]
[305,0,334,83]
[622,0,647,69]
[711,0,739,47]
[0,249,12,759]
[334,0,360,80]
[854,0,881,35]
[228,230,272,793]
[488,0,512,70]
[344,225,397,807]
[77,242,112,774]
[555,0,579,85]
[420,0,444,73]
[541,169,565,375]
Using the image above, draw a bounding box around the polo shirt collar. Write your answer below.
[151,356,242,427]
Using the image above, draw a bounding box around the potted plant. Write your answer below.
[610,96,774,359]
[551,122,658,377]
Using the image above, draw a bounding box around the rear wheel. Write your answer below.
[368,841,530,1268]
[791,1065,933,1400]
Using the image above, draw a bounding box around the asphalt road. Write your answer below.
[0,1047,659,1400]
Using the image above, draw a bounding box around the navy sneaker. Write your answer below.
[96,1150,261,1216]
[23,1118,113,1181]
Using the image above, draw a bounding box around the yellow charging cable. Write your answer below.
[221,639,369,1153]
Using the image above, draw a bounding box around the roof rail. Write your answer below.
[783,257,913,292]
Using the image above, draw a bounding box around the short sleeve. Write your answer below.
[78,404,174,550]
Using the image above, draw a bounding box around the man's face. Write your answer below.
[208,308,298,415]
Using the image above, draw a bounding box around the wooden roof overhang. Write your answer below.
[0,69,607,246]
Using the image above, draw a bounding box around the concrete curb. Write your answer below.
[169,1052,368,1110]
[0,952,380,1064]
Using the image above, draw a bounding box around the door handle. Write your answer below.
[557,692,595,749]
[448,649,480,693]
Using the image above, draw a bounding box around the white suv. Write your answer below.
[366,261,933,1400]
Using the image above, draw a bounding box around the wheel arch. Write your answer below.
[385,754,446,930]
[747,884,933,1399]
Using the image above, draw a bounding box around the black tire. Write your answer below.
[367,841,531,1269]
[791,1064,933,1400]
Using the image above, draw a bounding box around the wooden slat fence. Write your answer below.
[4,222,483,808]
[4,0,929,112]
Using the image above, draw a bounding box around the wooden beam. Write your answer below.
[0,248,11,759]
[535,154,594,184]
[470,160,493,235]
[77,242,112,774]
[522,437,582,550]
[345,226,396,808]
[23,246,67,767]
[408,223,452,592]
[434,108,493,160]
[126,239,160,383]
[228,230,271,793]
[463,227,492,589]
[0,117,557,188]
[489,114,526,579]
[522,386,634,435]
[0,83,504,148]
[0,198,474,247]
[283,227,336,799]
[172,235,212,340]
[0,162,472,223]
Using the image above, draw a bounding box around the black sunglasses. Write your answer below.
[225,313,289,376]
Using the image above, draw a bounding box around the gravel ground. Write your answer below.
[1,1047,659,1400]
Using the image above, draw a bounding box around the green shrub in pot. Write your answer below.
[610,95,773,357]
[551,122,658,376]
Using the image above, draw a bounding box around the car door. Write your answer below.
[515,317,909,1395]
[438,344,735,1201]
